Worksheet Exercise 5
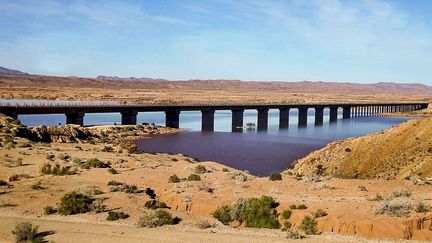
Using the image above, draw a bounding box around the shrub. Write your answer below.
[82,158,110,169]
[101,146,114,152]
[46,154,55,161]
[145,199,169,209]
[283,221,292,229]
[58,192,94,215]
[358,185,368,192]
[375,199,413,217]
[0,180,8,186]
[415,201,429,213]
[368,194,384,201]
[91,198,107,213]
[44,206,57,215]
[107,180,123,186]
[230,198,247,222]
[194,165,207,174]
[289,204,297,210]
[313,209,328,218]
[300,216,318,235]
[108,168,118,174]
[75,186,104,196]
[269,173,282,181]
[9,174,31,182]
[12,222,52,243]
[212,205,232,225]
[286,229,304,239]
[109,183,143,194]
[107,211,129,221]
[222,168,229,172]
[30,181,44,190]
[58,154,70,161]
[297,204,308,210]
[137,210,175,228]
[196,220,215,229]
[281,209,292,219]
[168,174,181,183]
[187,174,201,181]
[40,163,76,176]
[391,188,411,198]
[243,196,279,229]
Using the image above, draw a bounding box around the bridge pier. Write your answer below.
[121,111,137,125]
[66,111,85,126]
[279,108,290,129]
[342,106,351,119]
[231,109,244,133]
[165,110,180,128]
[201,109,215,132]
[257,108,269,131]
[329,106,338,122]
[298,107,308,127]
[314,107,324,125]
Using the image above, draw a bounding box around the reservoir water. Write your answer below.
[15,107,411,176]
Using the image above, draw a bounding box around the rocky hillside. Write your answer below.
[0,66,30,77]
[289,115,432,180]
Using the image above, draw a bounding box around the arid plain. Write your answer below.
[0,75,432,242]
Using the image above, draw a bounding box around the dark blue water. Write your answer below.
[16,109,410,176]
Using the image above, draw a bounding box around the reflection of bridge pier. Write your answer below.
[2,102,428,132]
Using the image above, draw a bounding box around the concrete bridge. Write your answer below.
[0,103,428,132]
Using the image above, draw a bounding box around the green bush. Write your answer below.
[297,204,308,210]
[58,192,94,215]
[168,174,180,183]
[40,163,76,176]
[44,206,57,215]
[108,168,118,174]
[137,210,175,228]
[243,196,279,229]
[109,183,143,194]
[283,221,292,229]
[212,205,232,225]
[281,209,292,219]
[300,216,318,235]
[12,222,47,243]
[82,158,110,169]
[187,174,201,181]
[107,211,129,221]
[313,209,327,218]
[145,200,169,210]
[269,173,282,181]
[194,165,207,174]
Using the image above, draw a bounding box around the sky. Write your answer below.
[0,0,431,83]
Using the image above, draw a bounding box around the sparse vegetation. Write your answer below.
[90,198,107,213]
[75,186,103,196]
[168,174,181,183]
[194,165,207,174]
[222,168,229,172]
[82,158,110,169]
[281,209,292,219]
[286,229,304,239]
[375,198,413,217]
[58,192,94,215]
[8,173,31,182]
[101,146,114,152]
[297,204,308,210]
[313,209,328,218]
[391,188,411,198]
[269,173,282,181]
[358,185,368,192]
[145,199,169,210]
[30,181,44,190]
[196,220,215,229]
[109,183,143,193]
[137,210,176,228]
[0,180,9,186]
[415,201,429,213]
[107,211,129,221]
[300,215,318,235]
[107,180,123,186]
[108,168,118,174]
[187,174,201,181]
[12,221,54,243]
[44,206,57,215]
[40,163,77,176]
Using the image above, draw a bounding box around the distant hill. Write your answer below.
[0,66,31,77]
[0,66,431,95]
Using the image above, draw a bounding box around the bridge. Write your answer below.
[0,102,428,132]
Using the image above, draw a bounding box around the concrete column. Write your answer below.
[329,106,338,122]
[231,109,244,133]
[342,106,351,119]
[257,108,269,131]
[66,111,85,126]
[121,111,138,125]
[279,108,290,129]
[165,110,180,128]
[201,109,215,132]
[315,107,324,125]
[298,107,308,127]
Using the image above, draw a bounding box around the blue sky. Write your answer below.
[0,0,431,83]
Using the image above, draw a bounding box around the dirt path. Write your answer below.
[0,216,420,243]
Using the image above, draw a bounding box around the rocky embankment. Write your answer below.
[289,116,432,181]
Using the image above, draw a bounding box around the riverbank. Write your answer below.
[1,114,431,242]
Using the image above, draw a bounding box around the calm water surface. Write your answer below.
[16,109,410,176]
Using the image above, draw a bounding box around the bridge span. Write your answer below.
[0,103,428,132]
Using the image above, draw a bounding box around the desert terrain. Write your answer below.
[0,108,431,242]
